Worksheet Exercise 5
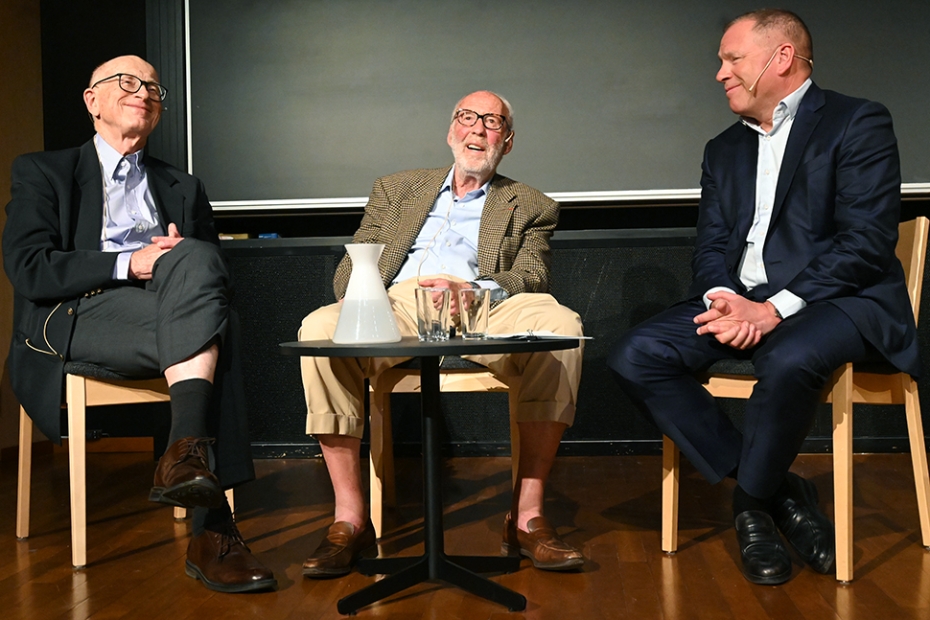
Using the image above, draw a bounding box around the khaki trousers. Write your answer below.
[298,276,584,438]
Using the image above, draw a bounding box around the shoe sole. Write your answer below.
[185,560,277,593]
[149,480,224,509]
[501,542,584,571]
[301,565,353,578]
[742,568,793,586]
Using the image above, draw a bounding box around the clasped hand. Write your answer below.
[694,291,781,350]
[129,223,184,280]
[417,278,474,316]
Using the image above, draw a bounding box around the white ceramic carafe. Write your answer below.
[332,244,402,343]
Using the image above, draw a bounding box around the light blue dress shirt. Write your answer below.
[94,135,165,279]
[393,167,505,299]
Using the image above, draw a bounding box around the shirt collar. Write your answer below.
[740,77,812,136]
[442,166,490,202]
[94,133,144,181]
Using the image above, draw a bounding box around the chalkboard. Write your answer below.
[185,0,930,207]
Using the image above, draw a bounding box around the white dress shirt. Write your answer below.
[704,78,811,319]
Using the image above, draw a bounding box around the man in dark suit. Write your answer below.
[609,10,918,585]
[3,55,275,592]
[298,91,585,576]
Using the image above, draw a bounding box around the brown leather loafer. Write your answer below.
[150,437,224,508]
[302,520,377,577]
[501,512,583,571]
[186,519,277,593]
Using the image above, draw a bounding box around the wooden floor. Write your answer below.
[3,450,930,619]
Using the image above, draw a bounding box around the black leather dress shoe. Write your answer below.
[772,472,836,574]
[734,510,792,585]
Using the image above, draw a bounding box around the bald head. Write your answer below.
[83,55,164,155]
[728,9,813,64]
[451,90,515,132]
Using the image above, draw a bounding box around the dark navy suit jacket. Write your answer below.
[687,82,919,378]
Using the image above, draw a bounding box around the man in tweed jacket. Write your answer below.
[299,91,585,576]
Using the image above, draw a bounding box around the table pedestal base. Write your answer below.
[337,356,528,614]
[337,554,524,614]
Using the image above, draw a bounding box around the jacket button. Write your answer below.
[67,307,74,315]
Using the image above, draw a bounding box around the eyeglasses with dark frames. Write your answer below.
[453,109,509,131]
[91,73,168,102]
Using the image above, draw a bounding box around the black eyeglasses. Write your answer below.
[454,109,508,131]
[91,73,168,102]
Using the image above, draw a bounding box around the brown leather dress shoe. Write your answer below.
[302,520,377,577]
[501,512,583,571]
[149,437,224,509]
[186,519,277,593]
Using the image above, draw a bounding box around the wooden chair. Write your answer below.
[16,363,233,568]
[661,216,930,582]
[368,357,520,537]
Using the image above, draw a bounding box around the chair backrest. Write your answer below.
[895,216,930,323]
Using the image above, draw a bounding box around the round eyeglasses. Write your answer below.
[91,73,168,102]
[454,109,508,131]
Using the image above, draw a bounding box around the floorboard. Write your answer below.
[2,451,929,619]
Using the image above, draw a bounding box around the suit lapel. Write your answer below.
[74,140,105,251]
[732,128,758,244]
[145,157,183,229]
[771,84,824,224]
[478,175,516,276]
[385,167,449,277]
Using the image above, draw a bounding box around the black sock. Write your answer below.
[192,500,233,536]
[167,378,213,445]
[733,484,774,518]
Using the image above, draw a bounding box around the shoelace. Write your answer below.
[175,437,216,465]
[219,516,250,558]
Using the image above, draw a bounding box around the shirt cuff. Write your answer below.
[113,251,134,280]
[474,279,509,302]
[702,286,736,309]
[767,290,806,319]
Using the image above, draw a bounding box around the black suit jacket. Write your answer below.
[688,83,919,377]
[3,139,221,444]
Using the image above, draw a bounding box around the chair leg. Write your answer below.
[369,386,395,538]
[902,377,930,548]
[66,375,88,569]
[16,407,33,540]
[831,363,854,582]
[661,435,680,553]
[507,378,521,488]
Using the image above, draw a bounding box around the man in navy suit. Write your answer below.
[3,55,274,592]
[609,9,918,585]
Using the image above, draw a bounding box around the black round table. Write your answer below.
[280,336,580,614]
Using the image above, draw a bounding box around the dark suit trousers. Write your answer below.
[608,298,874,498]
[68,239,254,488]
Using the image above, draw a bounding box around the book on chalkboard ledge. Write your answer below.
[218,233,251,240]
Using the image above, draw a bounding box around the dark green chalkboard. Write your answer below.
[186,0,929,204]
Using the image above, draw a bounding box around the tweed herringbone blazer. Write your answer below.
[333,167,559,299]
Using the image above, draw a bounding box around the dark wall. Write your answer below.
[225,230,930,458]
[40,0,146,152]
